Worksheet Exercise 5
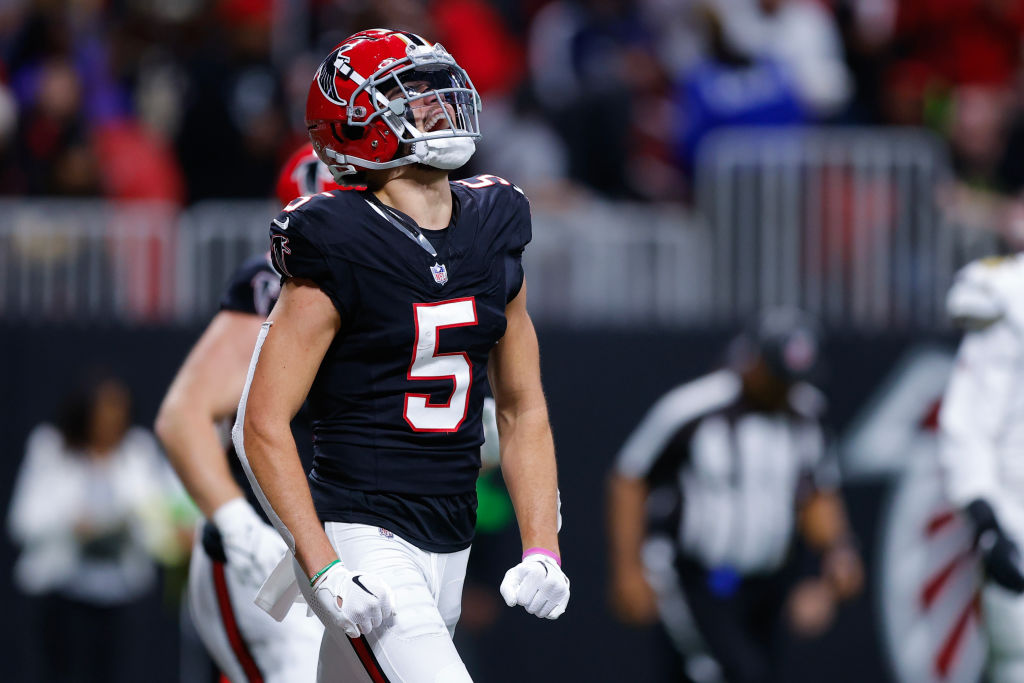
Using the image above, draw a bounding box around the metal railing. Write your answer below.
[0,200,180,322]
[175,201,280,317]
[0,198,711,326]
[694,127,1000,329]
[0,128,1002,328]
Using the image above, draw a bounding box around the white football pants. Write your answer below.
[188,531,323,682]
[306,522,473,683]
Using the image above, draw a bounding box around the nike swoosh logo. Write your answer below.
[272,217,289,230]
[352,575,377,598]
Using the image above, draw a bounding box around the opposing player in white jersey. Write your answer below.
[940,255,1024,683]
[154,144,342,682]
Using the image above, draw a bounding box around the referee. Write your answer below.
[607,309,862,683]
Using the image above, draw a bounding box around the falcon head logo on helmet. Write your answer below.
[316,50,351,106]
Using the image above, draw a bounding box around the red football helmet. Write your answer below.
[274,142,364,206]
[306,28,481,180]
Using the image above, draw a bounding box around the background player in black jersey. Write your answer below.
[233,29,569,682]
[154,146,340,682]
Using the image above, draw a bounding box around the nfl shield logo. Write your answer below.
[430,262,448,285]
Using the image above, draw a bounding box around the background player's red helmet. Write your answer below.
[275,142,365,206]
[306,28,481,180]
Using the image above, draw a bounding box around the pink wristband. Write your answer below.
[523,547,561,566]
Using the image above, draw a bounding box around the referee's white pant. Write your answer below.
[306,522,473,683]
[188,531,323,682]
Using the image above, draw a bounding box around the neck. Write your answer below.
[372,166,452,230]
[741,369,789,411]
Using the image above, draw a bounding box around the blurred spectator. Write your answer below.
[93,120,185,202]
[432,0,525,98]
[608,310,863,683]
[2,2,190,199]
[0,0,1021,205]
[7,369,195,683]
[892,0,1024,90]
[472,87,575,201]
[174,2,293,201]
[673,5,807,173]
[0,82,20,191]
[834,0,895,124]
[716,0,852,119]
[15,56,101,195]
[528,0,662,198]
[641,0,713,80]
[949,85,1014,189]
[867,0,1024,184]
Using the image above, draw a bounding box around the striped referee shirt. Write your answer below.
[615,369,829,575]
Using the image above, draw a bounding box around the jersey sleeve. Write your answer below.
[269,206,355,318]
[615,371,741,485]
[504,187,532,303]
[793,423,841,503]
[614,383,704,481]
[219,257,277,317]
[939,320,1019,510]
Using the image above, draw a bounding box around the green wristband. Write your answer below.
[309,559,341,587]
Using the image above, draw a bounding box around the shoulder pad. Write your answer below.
[220,254,279,316]
[269,195,335,282]
[454,174,525,196]
[946,257,1013,329]
[278,190,359,225]
[454,174,531,253]
[455,174,530,209]
[269,191,359,317]
[26,423,63,456]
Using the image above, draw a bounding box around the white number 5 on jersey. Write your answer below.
[404,298,478,432]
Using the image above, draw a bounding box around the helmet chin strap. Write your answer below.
[411,136,476,170]
[322,134,476,181]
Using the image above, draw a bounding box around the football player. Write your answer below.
[153,144,343,682]
[940,255,1024,682]
[233,29,569,682]
[276,141,366,201]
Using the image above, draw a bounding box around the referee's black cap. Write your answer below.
[739,308,822,383]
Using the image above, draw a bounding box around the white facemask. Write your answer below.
[412,136,476,170]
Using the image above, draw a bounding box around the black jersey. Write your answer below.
[269,174,531,552]
[219,254,281,317]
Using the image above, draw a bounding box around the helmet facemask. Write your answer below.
[358,45,479,137]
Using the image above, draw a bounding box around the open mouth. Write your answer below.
[421,108,452,133]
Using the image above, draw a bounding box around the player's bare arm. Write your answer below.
[490,279,571,620]
[239,278,340,576]
[798,490,864,600]
[490,280,559,555]
[607,472,658,623]
[155,311,264,517]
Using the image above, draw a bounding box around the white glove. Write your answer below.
[500,552,570,619]
[309,562,396,638]
[211,498,287,590]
